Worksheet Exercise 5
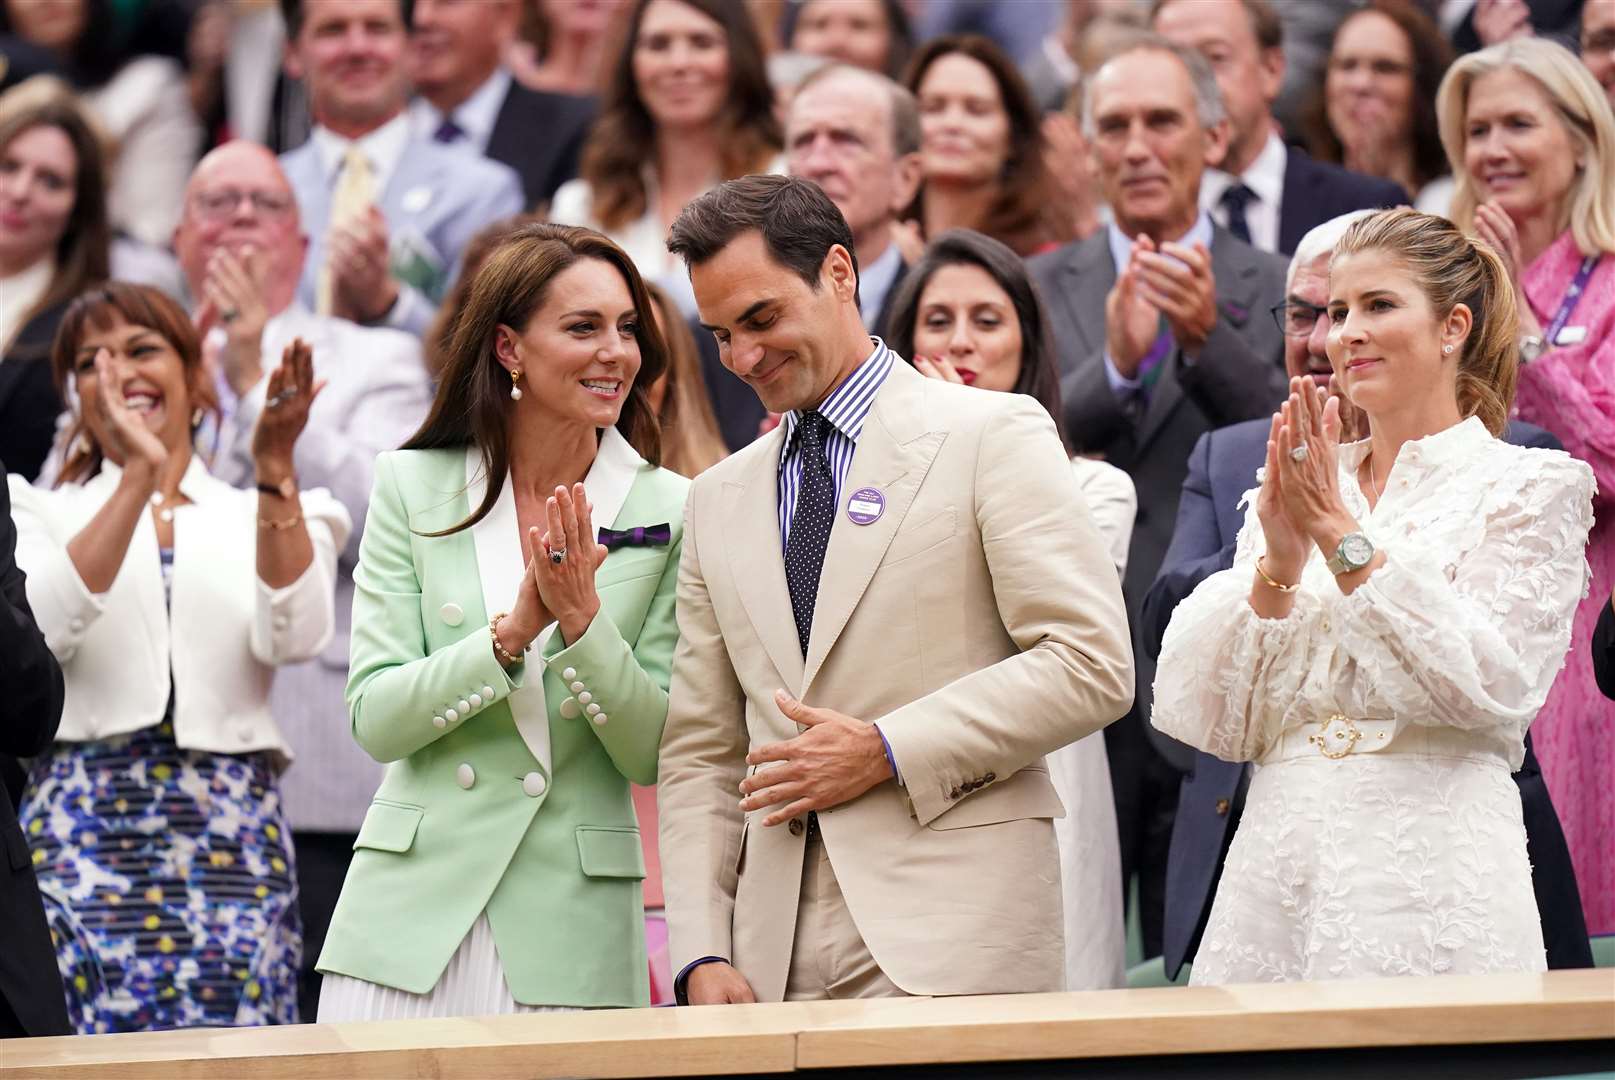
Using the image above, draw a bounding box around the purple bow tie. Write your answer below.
[598,523,671,550]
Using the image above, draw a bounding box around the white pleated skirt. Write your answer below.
[317,914,583,1021]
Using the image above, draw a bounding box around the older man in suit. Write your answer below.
[1141,210,1594,980]
[1028,34,1287,956]
[408,0,594,209]
[0,481,70,1039]
[173,138,434,1021]
[659,175,1134,1004]
[1153,0,1409,255]
[278,0,523,338]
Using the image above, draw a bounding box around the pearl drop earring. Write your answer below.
[510,368,523,401]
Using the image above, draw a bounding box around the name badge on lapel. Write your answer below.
[846,487,885,525]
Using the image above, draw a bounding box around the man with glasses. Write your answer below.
[1140,210,1592,982]
[172,138,435,1022]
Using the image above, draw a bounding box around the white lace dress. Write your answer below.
[1151,417,1595,984]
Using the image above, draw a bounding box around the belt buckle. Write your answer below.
[1308,713,1362,760]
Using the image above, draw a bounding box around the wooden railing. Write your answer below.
[2,970,1610,1079]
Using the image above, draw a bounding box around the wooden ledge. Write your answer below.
[1,970,1609,1079]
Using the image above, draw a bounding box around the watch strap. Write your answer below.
[256,476,298,499]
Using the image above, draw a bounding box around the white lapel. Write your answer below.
[463,428,645,776]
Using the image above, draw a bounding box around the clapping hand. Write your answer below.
[93,348,168,475]
[536,484,609,645]
[1106,236,1165,378]
[1473,201,1543,337]
[1274,376,1353,551]
[251,338,323,474]
[1135,241,1218,355]
[329,206,400,323]
[197,243,270,395]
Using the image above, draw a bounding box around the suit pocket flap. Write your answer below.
[576,825,646,879]
[927,766,1065,830]
[353,800,424,854]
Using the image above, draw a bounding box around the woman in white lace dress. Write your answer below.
[1152,208,1595,984]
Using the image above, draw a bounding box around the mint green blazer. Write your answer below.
[316,432,688,1008]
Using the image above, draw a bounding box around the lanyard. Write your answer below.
[1544,255,1601,344]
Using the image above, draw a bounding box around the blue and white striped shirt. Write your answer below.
[777,340,897,551]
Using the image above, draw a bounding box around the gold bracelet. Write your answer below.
[489,612,527,666]
[1254,556,1300,593]
[257,512,304,531]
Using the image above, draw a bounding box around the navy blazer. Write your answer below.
[1278,147,1409,256]
[485,82,594,210]
[1143,415,1594,979]
[0,479,70,1037]
[1595,595,1615,701]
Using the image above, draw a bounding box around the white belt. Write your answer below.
[1266,714,1502,765]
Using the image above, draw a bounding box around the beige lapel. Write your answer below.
[720,425,806,693]
[802,362,945,696]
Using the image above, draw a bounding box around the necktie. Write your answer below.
[433,115,464,144]
[1219,182,1256,246]
[784,412,837,657]
[317,144,376,316]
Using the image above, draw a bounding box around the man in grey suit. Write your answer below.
[277,0,524,338]
[1027,34,1287,956]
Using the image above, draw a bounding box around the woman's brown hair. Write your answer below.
[643,281,727,477]
[424,213,541,380]
[1301,0,1454,194]
[404,223,668,535]
[51,283,220,486]
[578,0,781,233]
[1332,207,1517,435]
[901,34,1071,257]
[0,78,112,352]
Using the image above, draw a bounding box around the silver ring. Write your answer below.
[549,548,566,565]
[265,389,295,410]
[220,307,240,323]
[1289,444,1309,463]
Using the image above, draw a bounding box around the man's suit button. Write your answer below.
[1215,798,1230,816]
[983,772,995,784]
[788,818,805,837]
[456,763,475,790]
[522,772,547,798]
[949,787,962,799]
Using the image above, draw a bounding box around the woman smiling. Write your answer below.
[1152,208,1595,983]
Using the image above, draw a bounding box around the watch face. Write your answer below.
[1341,532,1375,568]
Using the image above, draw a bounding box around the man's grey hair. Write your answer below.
[791,61,921,157]
[1288,209,1378,290]
[1080,32,1226,138]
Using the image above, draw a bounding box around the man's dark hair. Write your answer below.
[280,0,411,40]
[667,174,859,290]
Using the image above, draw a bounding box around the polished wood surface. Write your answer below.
[2,970,1610,1079]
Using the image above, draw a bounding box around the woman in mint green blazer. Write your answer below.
[316,224,690,1018]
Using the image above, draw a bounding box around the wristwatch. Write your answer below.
[1326,531,1376,575]
[256,474,298,500]
[1518,334,1547,363]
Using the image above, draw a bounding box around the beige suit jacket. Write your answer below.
[658,359,1136,1001]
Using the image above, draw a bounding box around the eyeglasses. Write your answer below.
[1271,300,1329,337]
[191,188,296,221]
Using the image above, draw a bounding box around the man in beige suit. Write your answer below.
[659,176,1135,1005]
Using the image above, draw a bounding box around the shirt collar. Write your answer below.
[1337,415,1493,474]
[1201,130,1287,211]
[858,244,904,325]
[310,110,412,193]
[93,454,224,505]
[780,338,896,458]
[1106,211,1214,273]
[408,67,511,150]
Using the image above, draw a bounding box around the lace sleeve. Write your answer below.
[1332,455,1595,733]
[1150,489,1322,763]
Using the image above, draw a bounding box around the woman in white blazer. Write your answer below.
[7,283,349,1033]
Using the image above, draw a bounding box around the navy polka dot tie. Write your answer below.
[785,411,836,656]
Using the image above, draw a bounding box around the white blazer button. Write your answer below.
[469,693,483,708]
[577,691,592,705]
[481,685,495,698]
[457,699,471,713]
[570,681,585,693]
[456,763,475,789]
[432,715,446,729]
[586,703,601,716]
[559,698,581,719]
[445,708,460,723]
[592,713,608,726]
[522,771,547,797]
[562,667,577,681]
[273,615,289,631]
[440,602,464,626]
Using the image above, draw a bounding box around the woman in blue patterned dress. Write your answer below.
[5,284,350,1032]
